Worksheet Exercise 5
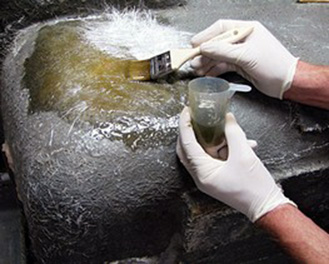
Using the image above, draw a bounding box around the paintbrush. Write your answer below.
[126,26,254,81]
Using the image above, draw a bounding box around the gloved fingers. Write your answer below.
[177,107,224,185]
[217,138,228,160]
[191,19,255,47]
[190,56,214,76]
[203,139,227,159]
[247,139,258,149]
[205,62,236,77]
[224,113,253,156]
[191,55,238,77]
[176,119,198,179]
[176,136,207,188]
[200,41,246,65]
[218,146,228,161]
[177,107,228,165]
[176,136,187,167]
[195,61,228,77]
[178,107,210,159]
[217,139,257,160]
[190,55,211,69]
[177,134,220,188]
[219,19,258,30]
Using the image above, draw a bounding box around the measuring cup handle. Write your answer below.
[229,83,252,93]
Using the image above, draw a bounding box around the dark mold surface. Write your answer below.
[1,1,329,263]
[1,15,189,263]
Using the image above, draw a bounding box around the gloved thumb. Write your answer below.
[200,41,245,65]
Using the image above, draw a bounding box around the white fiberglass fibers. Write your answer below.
[83,9,193,61]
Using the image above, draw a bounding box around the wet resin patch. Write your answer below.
[23,15,191,149]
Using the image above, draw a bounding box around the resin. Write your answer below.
[23,20,187,149]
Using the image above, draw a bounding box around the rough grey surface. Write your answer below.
[0,0,187,181]
[0,174,26,264]
[158,0,329,64]
[1,12,190,264]
[0,1,329,264]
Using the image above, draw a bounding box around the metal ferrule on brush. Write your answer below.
[150,51,172,79]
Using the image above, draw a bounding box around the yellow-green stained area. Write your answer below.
[23,21,184,147]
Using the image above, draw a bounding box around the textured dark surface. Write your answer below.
[0,1,188,179]
[1,12,190,263]
[0,0,329,264]
[295,104,329,132]
[0,117,5,172]
[0,173,25,264]
[180,168,329,264]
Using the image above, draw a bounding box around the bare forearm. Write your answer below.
[283,61,329,109]
[257,204,329,263]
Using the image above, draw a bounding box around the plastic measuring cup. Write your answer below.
[188,77,251,157]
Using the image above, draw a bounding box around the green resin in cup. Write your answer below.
[188,77,251,158]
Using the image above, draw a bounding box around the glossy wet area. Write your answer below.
[23,20,187,151]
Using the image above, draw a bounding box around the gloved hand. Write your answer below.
[176,107,296,222]
[190,20,299,99]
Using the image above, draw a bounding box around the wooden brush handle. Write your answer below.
[206,26,254,45]
[170,26,254,70]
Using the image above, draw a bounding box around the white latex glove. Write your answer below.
[190,20,299,99]
[176,107,296,222]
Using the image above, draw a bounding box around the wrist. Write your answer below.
[250,184,296,223]
[283,61,329,109]
[256,203,296,225]
[256,203,329,263]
